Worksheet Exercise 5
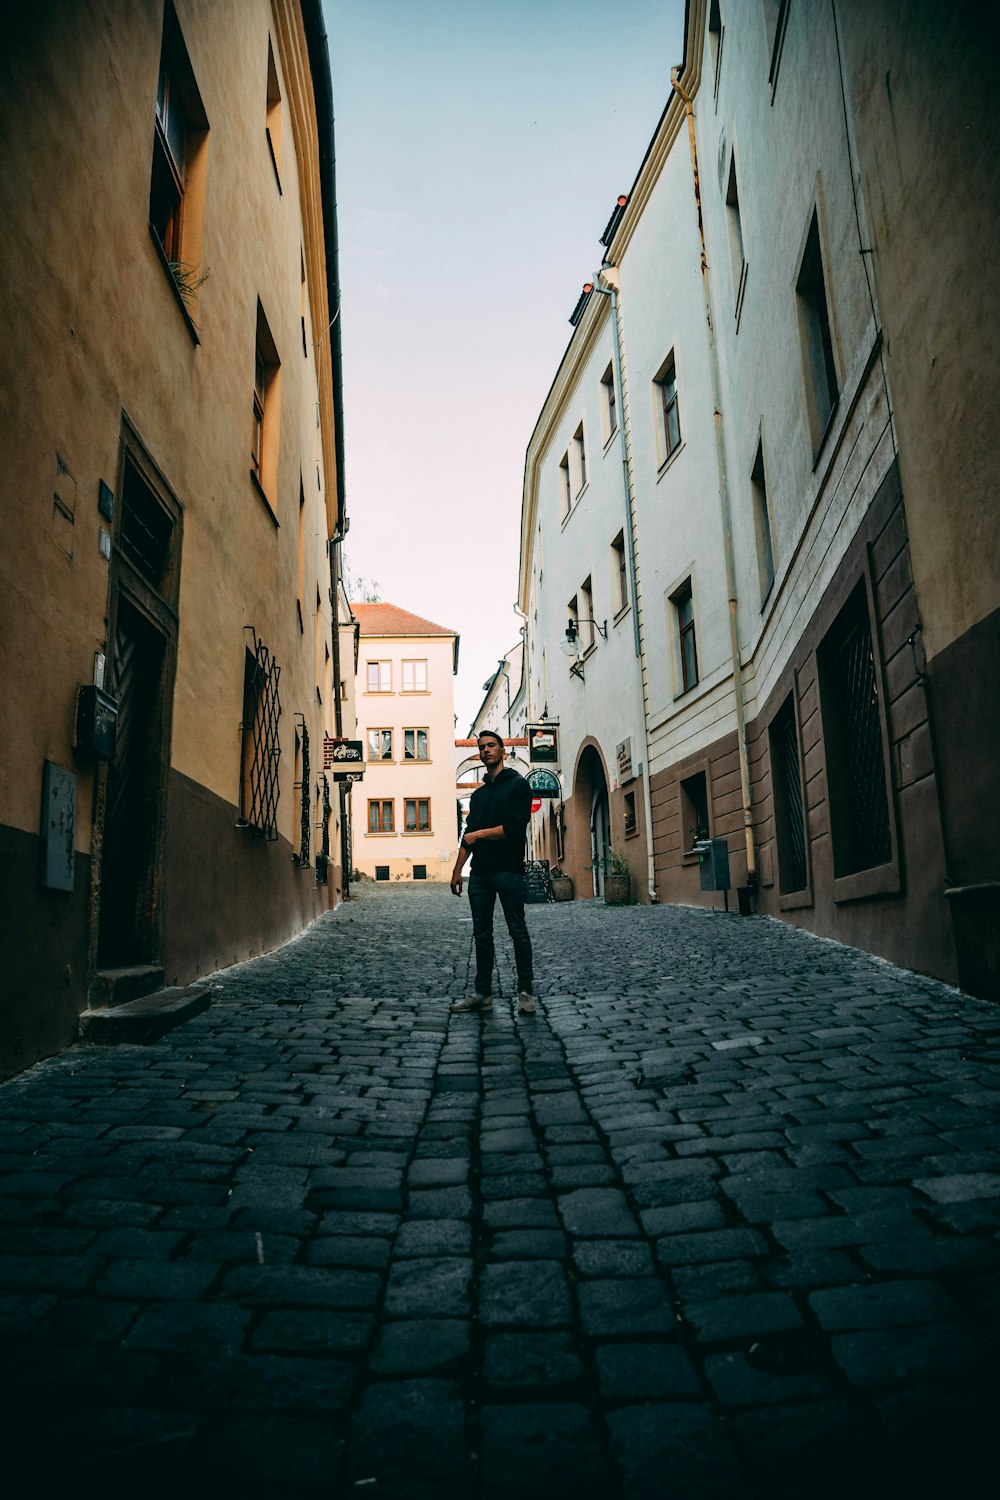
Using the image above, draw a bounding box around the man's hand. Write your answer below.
[450,870,464,897]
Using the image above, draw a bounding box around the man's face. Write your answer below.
[478,736,504,770]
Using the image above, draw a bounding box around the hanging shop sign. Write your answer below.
[526,768,561,799]
[324,737,364,769]
[528,725,558,763]
[333,770,365,783]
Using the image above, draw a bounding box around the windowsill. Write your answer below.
[368,759,395,766]
[364,690,394,696]
[560,484,589,529]
[400,690,430,696]
[249,470,279,527]
[581,640,598,661]
[673,680,700,703]
[656,441,685,483]
[366,831,396,838]
[833,860,901,905]
[402,830,433,837]
[758,577,775,614]
[266,128,282,194]
[403,760,432,766]
[613,603,631,627]
[681,849,703,865]
[778,886,814,911]
[148,225,201,347]
[624,826,639,839]
[603,429,618,456]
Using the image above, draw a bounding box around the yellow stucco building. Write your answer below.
[351,605,460,883]
[0,1,350,1076]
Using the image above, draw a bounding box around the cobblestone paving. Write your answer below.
[2,883,1000,1496]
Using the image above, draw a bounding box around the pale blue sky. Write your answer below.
[323,0,686,728]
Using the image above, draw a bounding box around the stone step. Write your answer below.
[91,965,165,1009]
[79,984,213,1045]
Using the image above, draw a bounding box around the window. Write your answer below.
[368,799,394,833]
[601,363,617,442]
[413,864,427,880]
[750,438,776,600]
[680,771,710,850]
[252,301,281,508]
[567,593,578,665]
[624,790,637,835]
[708,0,724,99]
[726,154,747,315]
[293,719,310,867]
[368,728,393,761]
[295,482,305,625]
[402,659,427,692]
[579,576,595,650]
[239,632,282,839]
[367,660,391,692]
[763,0,791,88]
[300,251,308,357]
[655,353,681,465]
[673,582,699,693]
[611,531,628,614]
[817,582,892,878]
[559,454,572,518]
[769,695,807,893]
[405,798,431,832]
[375,865,390,881]
[573,424,587,494]
[796,209,839,452]
[149,6,209,333]
[265,39,282,188]
[404,728,429,760]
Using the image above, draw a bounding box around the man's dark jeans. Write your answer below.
[468,869,533,997]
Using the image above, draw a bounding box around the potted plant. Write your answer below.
[550,867,574,901]
[589,851,632,905]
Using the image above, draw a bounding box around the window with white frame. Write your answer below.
[401,659,427,692]
[796,209,839,452]
[654,353,681,466]
[726,153,747,314]
[368,728,393,761]
[611,530,628,613]
[573,424,587,494]
[559,453,572,518]
[750,437,776,600]
[601,363,617,443]
[366,660,391,692]
[672,581,699,693]
[579,576,595,650]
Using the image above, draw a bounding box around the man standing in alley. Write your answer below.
[451,730,535,1014]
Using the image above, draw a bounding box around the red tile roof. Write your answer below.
[351,602,457,638]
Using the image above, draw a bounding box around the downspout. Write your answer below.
[672,68,757,889]
[303,1,351,893]
[593,271,657,902]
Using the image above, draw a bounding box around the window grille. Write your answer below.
[317,772,331,884]
[413,864,427,880]
[239,627,281,838]
[121,456,174,588]
[375,865,390,881]
[770,697,807,892]
[294,715,311,867]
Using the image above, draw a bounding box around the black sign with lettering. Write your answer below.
[523,859,554,904]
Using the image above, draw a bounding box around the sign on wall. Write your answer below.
[526,768,560,799]
[528,725,558,763]
[616,736,634,783]
[324,737,364,769]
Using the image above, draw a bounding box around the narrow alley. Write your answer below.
[2,884,999,1496]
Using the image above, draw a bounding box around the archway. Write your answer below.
[572,742,611,897]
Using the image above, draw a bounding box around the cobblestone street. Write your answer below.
[2,883,999,1496]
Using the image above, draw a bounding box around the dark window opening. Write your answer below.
[375,865,390,881]
[769,695,807,892]
[818,582,892,877]
[413,864,427,880]
[623,791,637,835]
[120,454,174,588]
[674,583,699,693]
[796,211,839,449]
[751,438,775,600]
[239,630,282,839]
[680,771,710,850]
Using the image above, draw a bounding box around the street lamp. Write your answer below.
[560,617,608,656]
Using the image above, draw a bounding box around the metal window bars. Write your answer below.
[293,715,311,867]
[316,772,331,884]
[834,617,891,870]
[238,627,281,839]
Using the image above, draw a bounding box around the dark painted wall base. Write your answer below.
[0,823,90,1079]
[161,769,328,986]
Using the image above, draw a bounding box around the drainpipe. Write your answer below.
[590,270,658,903]
[672,69,757,890]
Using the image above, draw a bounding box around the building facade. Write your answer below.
[352,604,460,883]
[0,0,349,1076]
[518,0,1000,995]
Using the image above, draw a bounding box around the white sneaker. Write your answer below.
[518,992,536,1014]
[452,994,493,1012]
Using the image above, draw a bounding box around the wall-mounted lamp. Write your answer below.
[560,617,608,657]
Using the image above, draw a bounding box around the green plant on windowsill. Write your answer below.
[169,260,210,312]
[586,850,631,877]
[689,824,710,849]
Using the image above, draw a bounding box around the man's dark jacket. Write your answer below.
[465,767,532,874]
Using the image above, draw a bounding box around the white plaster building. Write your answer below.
[351,603,460,882]
[518,0,1000,994]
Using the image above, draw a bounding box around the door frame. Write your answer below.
[88,416,182,989]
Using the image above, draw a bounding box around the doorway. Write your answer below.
[591,781,610,896]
